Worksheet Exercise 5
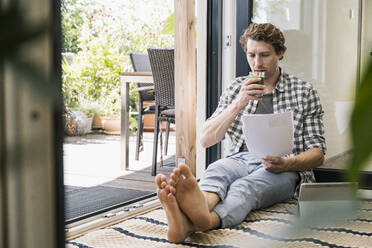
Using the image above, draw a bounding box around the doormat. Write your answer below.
[66,199,372,248]
[65,185,152,222]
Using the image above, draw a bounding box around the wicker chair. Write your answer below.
[147,48,175,176]
[129,53,155,160]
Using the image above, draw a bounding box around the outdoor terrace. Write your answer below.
[63,130,175,221]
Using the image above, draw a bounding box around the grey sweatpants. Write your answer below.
[199,152,299,228]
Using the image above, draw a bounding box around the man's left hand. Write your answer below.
[261,155,293,173]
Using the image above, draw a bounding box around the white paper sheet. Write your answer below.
[241,111,294,158]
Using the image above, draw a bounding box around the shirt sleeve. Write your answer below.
[302,87,327,154]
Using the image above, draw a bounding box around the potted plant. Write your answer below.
[63,107,92,136]
[77,99,106,129]
[99,90,121,135]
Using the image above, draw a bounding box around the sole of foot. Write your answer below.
[157,185,192,243]
[171,164,211,229]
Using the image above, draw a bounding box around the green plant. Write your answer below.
[75,99,105,117]
[348,60,372,188]
[99,91,121,117]
[61,0,88,53]
[62,11,125,115]
[161,13,174,35]
[61,0,174,130]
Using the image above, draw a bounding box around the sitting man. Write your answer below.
[155,22,326,243]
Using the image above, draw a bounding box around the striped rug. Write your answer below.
[66,199,372,248]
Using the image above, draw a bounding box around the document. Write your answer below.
[241,111,294,157]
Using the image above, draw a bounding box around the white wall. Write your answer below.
[196,0,207,178]
[221,0,237,158]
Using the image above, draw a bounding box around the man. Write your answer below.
[156,23,326,243]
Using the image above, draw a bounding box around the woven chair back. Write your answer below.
[147,48,175,107]
[129,52,154,102]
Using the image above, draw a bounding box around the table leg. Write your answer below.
[120,80,130,170]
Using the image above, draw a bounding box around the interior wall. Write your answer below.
[220,0,237,158]
[196,0,208,178]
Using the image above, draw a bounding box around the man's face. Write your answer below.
[246,39,283,81]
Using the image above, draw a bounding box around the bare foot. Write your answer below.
[157,182,194,243]
[170,164,211,229]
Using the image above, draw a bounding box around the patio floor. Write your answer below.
[63,130,176,192]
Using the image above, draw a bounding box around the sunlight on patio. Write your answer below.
[63,131,176,187]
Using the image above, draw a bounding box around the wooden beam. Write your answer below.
[174,0,197,175]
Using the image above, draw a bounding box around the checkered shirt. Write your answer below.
[208,69,327,191]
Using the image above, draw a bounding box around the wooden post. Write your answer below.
[174,0,197,175]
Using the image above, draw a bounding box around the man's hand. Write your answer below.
[261,155,294,173]
[234,77,265,110]
[262,148,324,173]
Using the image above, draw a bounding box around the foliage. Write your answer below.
[74,99,105,118]
[161,13,174,35]
[62,27,124,117]
[348,60,372,187]
[61,0,174,129]
[61,0,88,53]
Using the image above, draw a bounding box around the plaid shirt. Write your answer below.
[208,69,326,190]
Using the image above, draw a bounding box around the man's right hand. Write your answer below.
[234,77,265,110]
[200,77,264,148]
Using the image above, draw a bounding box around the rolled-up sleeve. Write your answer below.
[302,87,327,154]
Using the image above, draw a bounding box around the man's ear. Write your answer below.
[278,51,284,60]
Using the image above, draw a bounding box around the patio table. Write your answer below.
[120,72,153,170]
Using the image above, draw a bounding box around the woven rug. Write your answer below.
[66,199,372,248]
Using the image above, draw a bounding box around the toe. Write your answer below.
[161,181,168,189]
[161,174,167,182]
[170,173,179,183]
[155,174,163,187]
[169,185,176,195]
[179,164,192,178]
[164,185,171,194]
[173,167,181,176]
[169,178,176,187]
[167,192,175,200]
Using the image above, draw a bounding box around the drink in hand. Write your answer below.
[248,71,265,97]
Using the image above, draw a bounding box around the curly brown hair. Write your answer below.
[239,23,286,56]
